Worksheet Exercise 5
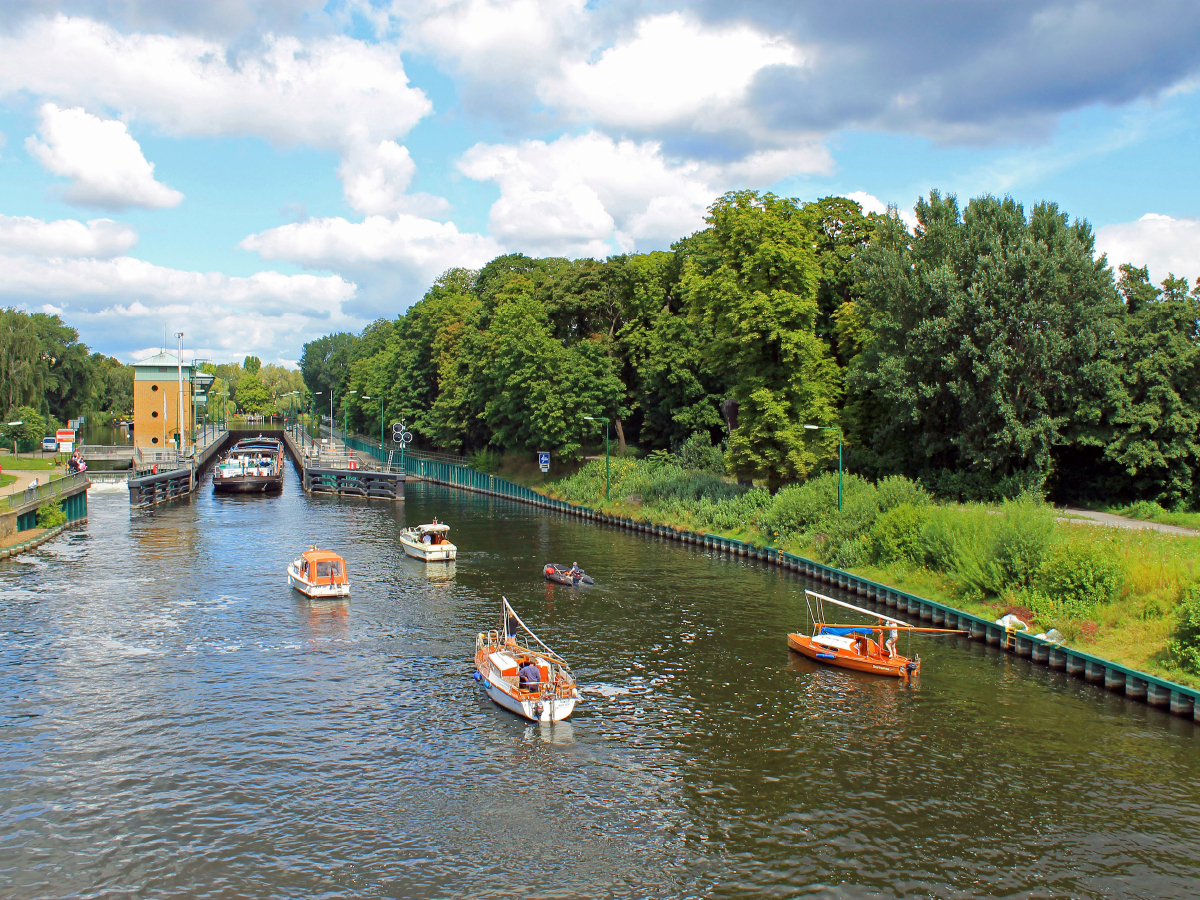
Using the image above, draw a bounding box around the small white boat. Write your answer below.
[399,521,457,561]
[474,597,580,723]
[287,547,350,598]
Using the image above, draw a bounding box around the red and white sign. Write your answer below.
[57,429,75,452]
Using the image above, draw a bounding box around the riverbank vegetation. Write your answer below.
[543,454,1200,687]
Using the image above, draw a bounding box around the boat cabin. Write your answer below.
[813,626,885,659]
[298,549,348,585]
[414,523,452,546]
[487,650,549,692]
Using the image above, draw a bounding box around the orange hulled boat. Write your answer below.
[788,590,963,679]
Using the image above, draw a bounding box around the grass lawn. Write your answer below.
[0,455,63,471]
[0,473,15,487]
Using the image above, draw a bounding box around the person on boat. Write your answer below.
[884,619,899,658]
[506,614,520,644]
[422,532,432,544]
[518,658,541,691]
[568,561,582,578]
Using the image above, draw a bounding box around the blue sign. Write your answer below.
[538,451,550,472]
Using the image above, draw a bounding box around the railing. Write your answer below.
[328,425,468,466]
[79,444,136,459]
[1,472,90,512]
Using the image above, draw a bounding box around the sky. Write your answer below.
[0,0,1198,365]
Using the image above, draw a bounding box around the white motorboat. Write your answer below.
[399,521,457,561]
[287,547,350,598]
[474,597,580,723]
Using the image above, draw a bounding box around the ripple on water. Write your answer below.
[0,480,1198,899]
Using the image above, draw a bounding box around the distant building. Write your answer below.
[131,353,214,451]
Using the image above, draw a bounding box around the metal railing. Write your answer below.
[79,444,136,459]
[1,471,90,512]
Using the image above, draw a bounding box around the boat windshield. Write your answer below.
[316,560,342,578]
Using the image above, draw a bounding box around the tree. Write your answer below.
[299,333,358,411]
[682,191,842,489]
[34,314,96,421]
[0,310,43,413]
[847,191,1120,499]
[235,372,272,414]
[0,405,46,450]
[243,355,261,374]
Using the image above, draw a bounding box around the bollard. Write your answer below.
[1104,667,1126,692]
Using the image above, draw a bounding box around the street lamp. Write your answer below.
[804,424,844,511]
[583,415,610,501]
[6,420,22,457]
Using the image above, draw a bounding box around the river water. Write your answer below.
[2,467,1199,899]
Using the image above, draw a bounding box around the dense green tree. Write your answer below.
[89,353,134,418]
[0,405,46,448]
[234,371,272,414]
[682,190,842,489]
[299,333,359,414]
[0,310,43,413]
[847,192,1119,499]
[242,355,261,374]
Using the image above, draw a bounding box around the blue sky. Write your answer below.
[0,1,1197,364]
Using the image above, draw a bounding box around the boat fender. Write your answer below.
[816,652,837,660]
[472,672,481,681]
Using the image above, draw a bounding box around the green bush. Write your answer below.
[37,500,66,529]
[872,503,929,565]
[921,507,962,571]
[876,475,930,512]
[761,472,876,540]
[675,431,725,475]
[1118,500,1168,521]
[1037,539,1122,615]
[468,449,502,474]
[1167,586,1200,674]
[954,498,1054,597]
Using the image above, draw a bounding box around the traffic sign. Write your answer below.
[538,451,550,473]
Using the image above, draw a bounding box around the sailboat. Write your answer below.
[474,597,580,723]
[788,590,964,679]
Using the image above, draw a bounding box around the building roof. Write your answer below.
[132,352,191,369]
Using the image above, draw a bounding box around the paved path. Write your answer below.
[0,470,51,497]
[1060,507,1200,537]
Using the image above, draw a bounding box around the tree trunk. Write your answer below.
[614,417,627,455]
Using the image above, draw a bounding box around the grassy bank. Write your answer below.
[0,454,62,471]
[1104,501,1200,532]
[538,455,1200,689]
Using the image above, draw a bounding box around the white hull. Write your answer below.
[480,676,577,723]
[399,534,457,561]
[287,564,350,598]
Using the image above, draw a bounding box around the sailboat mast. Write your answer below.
[805,590,912,628]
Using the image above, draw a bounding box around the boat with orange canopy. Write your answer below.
[788,590,964,678]
[287,547,350,599]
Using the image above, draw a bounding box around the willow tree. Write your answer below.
[682,191,842,490]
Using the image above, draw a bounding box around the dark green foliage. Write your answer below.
[1167,586,1200,674]
[847,192,1121,499]
[675,431,725,475]
[953,498,1055,597]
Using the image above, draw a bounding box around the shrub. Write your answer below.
[822,491,881,567]
[1038,539,1122,615]
[875,475,930,512]
[1119,500,1168,522]
[954,498,1054,597]
[761,472,876,540]
[1167,586,1200,674]
[675,431,725,475]
[871,503,929,566]
[921,507,962,571]
[37,500,66,529]
[468,449,502,474]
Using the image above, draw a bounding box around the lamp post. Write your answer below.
[7,420,22,457]
[583,415,610,501]
[804,424,844,511]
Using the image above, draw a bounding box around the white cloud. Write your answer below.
[0,252,360,362]
[843,191,918,230]
[0,15,430,150]
[0,213,138,257]
[458,131,831,257]
[539,12,802,132]
[240,213,502,316]
[338,140,450,217]
[26,104,183,210]
[1096,213,1200,284]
